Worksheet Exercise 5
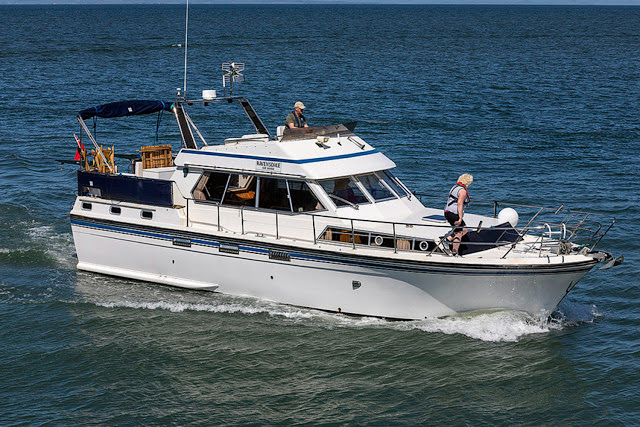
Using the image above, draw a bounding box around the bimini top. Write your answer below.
[78,100,173,120]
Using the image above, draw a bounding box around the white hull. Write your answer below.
[71,216,596,320]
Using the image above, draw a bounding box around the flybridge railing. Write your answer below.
[414,192,615,253]
[183,195,615,257]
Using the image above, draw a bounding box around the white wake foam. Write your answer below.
[78,276,599,343]
[91,297,595,342]
[27,224,76,269]
[94,298,316,320]
[398,311,555,342]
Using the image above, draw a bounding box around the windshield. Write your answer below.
[319,177,369,207]
[357,173,395,201]
[378,170,410,198]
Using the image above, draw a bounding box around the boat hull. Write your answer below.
[71,216,597,320]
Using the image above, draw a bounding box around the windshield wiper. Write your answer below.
[328,194,359,210]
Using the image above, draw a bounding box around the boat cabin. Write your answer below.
[72,96,522,257]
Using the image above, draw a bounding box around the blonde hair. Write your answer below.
[458,173,473,187]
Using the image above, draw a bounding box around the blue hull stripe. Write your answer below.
[180,148,380,164]
[70,218,596,276]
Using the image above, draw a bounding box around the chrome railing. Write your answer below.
[414,192,615,251]
[183,195,615,257]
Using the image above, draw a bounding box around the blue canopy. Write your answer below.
[79,100,173,120]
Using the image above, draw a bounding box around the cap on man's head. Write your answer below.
[294,101,306,110]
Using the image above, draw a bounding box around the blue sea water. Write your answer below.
[0,4,639,424]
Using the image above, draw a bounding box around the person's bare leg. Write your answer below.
[452,228,467,255]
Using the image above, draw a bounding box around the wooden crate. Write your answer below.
[140,145,172,169]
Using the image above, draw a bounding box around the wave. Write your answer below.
[0,218,76,270]
[79,279,599,343]
[0,248,59,268]
[550,300,601,325]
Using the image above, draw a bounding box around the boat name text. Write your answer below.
[256,160,282,172]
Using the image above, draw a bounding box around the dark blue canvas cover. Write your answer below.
[77,170,173,208]
[459,222,521,255]
[79,100,173,120]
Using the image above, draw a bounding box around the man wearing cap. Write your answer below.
[285,101,309,128]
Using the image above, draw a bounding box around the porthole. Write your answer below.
[81,202,92,211]
[141,210,153,220]
[110,206,121,215]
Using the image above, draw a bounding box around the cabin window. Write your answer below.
[289,181,325,212]
[356,174,395,201]
[110,206,121,215]
[258,177,291,211]
[193,172,229,202]
[141,210,153,220]
[81,202,92,210]
[79,185,101,198]
[318,177,369,207]
[222,174,257,207]
[379,170,410,198]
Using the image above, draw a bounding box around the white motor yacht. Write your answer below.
[68,75,621,320]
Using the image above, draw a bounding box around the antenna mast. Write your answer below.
[183,0,189,96]
[222,62,245,97]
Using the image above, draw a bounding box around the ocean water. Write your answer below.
[1,4,639,424]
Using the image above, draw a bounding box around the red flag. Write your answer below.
[73,134,85,161]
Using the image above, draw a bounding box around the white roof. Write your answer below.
[173,133,396,180]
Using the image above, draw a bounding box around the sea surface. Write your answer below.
[1,4,639,425]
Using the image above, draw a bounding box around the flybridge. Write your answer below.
[73,60,361,166]
[72,79,375,180]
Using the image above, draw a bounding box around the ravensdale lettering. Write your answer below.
[256,160,281,169]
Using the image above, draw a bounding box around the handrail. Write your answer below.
[241,205,245,235]
[590,219,615,251]
[312,215,317,244]
[190,196,608,234]
[185,195,615,256]
[393,223,397,254]
[414,191,613,220]
[351,219,355,250]
[414,192,614,249]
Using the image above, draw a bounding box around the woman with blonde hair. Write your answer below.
[444,173,473,256]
